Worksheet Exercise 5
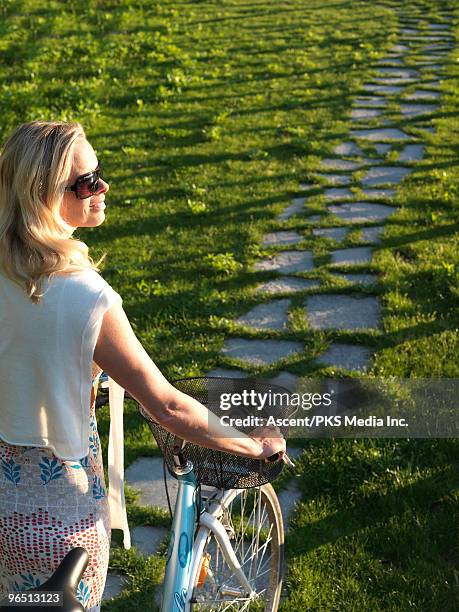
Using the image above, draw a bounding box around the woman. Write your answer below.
[0,121,285,610]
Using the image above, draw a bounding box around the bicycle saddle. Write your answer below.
[0,547,89,612]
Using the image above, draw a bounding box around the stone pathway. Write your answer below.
[203,19,451,596]
[103,13,453,603]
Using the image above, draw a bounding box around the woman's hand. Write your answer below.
[249,425,286,461]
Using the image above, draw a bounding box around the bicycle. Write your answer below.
[137,376,294,612]
[1,376,292,612]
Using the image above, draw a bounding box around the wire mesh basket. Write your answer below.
[139,376,294,489]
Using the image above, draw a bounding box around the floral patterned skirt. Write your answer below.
[0,398,110,611]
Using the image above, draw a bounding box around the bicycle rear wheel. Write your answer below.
[190,483,284,611]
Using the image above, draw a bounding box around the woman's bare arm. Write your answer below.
[93,304,285,460]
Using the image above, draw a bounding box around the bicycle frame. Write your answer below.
[188,489,256,604]
[161,463,256,612]
[161,462,199,612]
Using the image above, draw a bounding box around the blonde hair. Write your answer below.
[0,120,101,303]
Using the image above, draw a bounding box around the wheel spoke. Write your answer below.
[191,485,283,611]
[249,524,273,572]
[240,522,273,569]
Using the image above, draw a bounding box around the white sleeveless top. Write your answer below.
[0,269,131,548]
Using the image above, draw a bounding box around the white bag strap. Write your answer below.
[107,377,131,549]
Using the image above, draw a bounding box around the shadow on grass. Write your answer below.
[287,438,459,557]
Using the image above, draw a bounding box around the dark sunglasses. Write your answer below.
[64,163,103,200]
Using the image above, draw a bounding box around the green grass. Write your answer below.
[1,0,458,609]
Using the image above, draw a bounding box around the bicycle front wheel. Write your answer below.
[190,483,284,611]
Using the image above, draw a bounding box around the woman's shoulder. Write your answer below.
[52,268,108,288]
[50,269,117,301]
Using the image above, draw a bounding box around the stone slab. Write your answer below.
[131,525,169,556]
[321,158,363,171]
[328,202,396,223]
[390,44,409,53]
[334,273,377,286]
[333,141,364,156]
[305,295,381,330]
[285,447,306,461]
[404,90,440,101]
[398,144,424,162]
[360,226,383,243]
[263,230,303,247]
[277,197,305,220]
[351,108,383,121]
[317,343,373,371]
[299,183,315,191]
[221,338,303,366]
[400,104,437,117]
[408,35,447,42]
[324,187,354,201]
[420,34,452,41]
[385,53,407,61]
[125,457,178,509]
[278,479,302,532]
[377,67,419,78]
[362,84,404,95]
[103,574,126,601]
[423,45,452,53]
[207,367,247,378]
[330,247,373,266]
[207,369,301,393]
[361,188,396,199]
[375,143,392,155]
[353,96,388,107]
[254,251,314,274]
[373,77,416,85]
[268,371,299,392]
[351,127,411,141]
[428,23,450,30]
[255,277,319,295]
[316,173,351,186]
[312,227,349,241]
[235,299,290,331]
[361,165,411,186]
